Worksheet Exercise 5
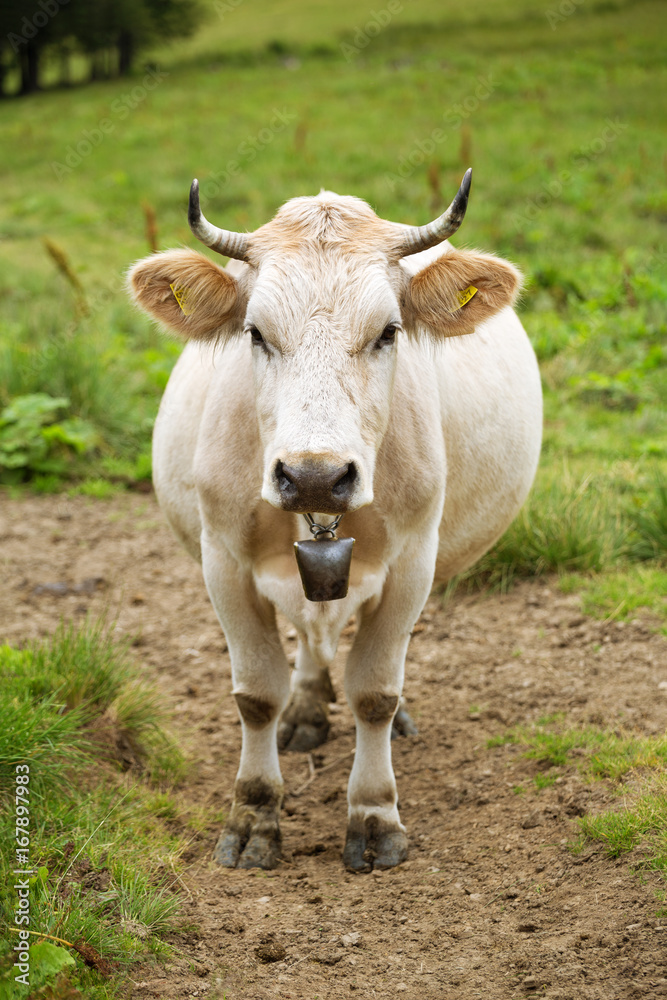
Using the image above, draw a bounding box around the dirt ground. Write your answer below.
[1,492,666,1000]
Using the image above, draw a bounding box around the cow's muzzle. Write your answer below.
[273,458,358,514]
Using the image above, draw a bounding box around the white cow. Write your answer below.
[128,171,542,872]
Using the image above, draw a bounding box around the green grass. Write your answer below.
[0,0,667,564]
[0,619,191,998]
[576,776,667,873]
[488,720,667,779]
[559,565,667,627]
[443,465,667,622]
[0,0,663,609]
[489,718,667,889]
[533,773,557,791]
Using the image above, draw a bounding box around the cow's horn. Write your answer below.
[188,179,249,260]
[394,168,472,257]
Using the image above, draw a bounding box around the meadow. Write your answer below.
[0,0,665,994]
[0,0,664,616]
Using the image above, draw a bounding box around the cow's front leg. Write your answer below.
[201,540,291,869]
[278,640,335,752]
[343,538,436,873]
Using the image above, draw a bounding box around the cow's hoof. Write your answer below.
[213,827,281,870]
[278,716,329,752]
[391,704,418,740]
[237,831,281,869]
[278,681,333,752]
[342,830,372,873]
[214,778,283,869]
[343,822,408,873]
[213,829,243,867]
[374,830,409,869]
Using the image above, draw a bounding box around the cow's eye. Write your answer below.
[377,324,397,347]
[250,327,264,345]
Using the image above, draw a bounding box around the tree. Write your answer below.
[0,0,62,95]
[0,0,202,96]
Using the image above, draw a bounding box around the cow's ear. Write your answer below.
[402,248,522,338]
[127,248,245,340]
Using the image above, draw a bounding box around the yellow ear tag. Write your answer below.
[169,283,194,316]
[451,285,478,312]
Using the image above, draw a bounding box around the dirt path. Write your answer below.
[1,492,666,999]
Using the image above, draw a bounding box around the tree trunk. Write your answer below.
[118,31,134,76]
[90,50,105,81]
[59,45,70,87]
[20,42,40,94]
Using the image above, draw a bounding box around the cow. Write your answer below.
[128,170,542,873]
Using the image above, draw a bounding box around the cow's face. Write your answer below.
[243,247,404,513]
[129,188,521,515]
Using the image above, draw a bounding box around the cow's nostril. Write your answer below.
[332,463,357,500]
[275,461,297,497]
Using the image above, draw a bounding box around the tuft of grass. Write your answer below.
[0,616,185,784]
[69,478,125,498]
[576,775,667,875]
[533,773,557,791]
[442,465,667,625]
[99,868,182,937]
[559,565,667,626]
[628,471,667,562]
[449,467,630,592]
[488,718,667,889]
[0,619,191,997]
[0,643,89,796]
[488,719,667,780]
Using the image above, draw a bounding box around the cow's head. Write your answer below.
[129,171,521,515]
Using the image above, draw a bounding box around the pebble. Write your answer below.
[522,810,544,829]
[313,949,342,965]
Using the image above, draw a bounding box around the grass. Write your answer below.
[559,565,667,627]
[0,0,664,614]
[0,618,184,785]
[0,618,191,997]
[488,722,667,779]
[442,465,666,623]
[576,775,667,873]
[488,718,667,888]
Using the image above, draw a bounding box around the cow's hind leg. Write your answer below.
[392,698,418,740]
[278,640,335,752]
[202,540,290,869]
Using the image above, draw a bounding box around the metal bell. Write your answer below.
[294,536,355,602]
